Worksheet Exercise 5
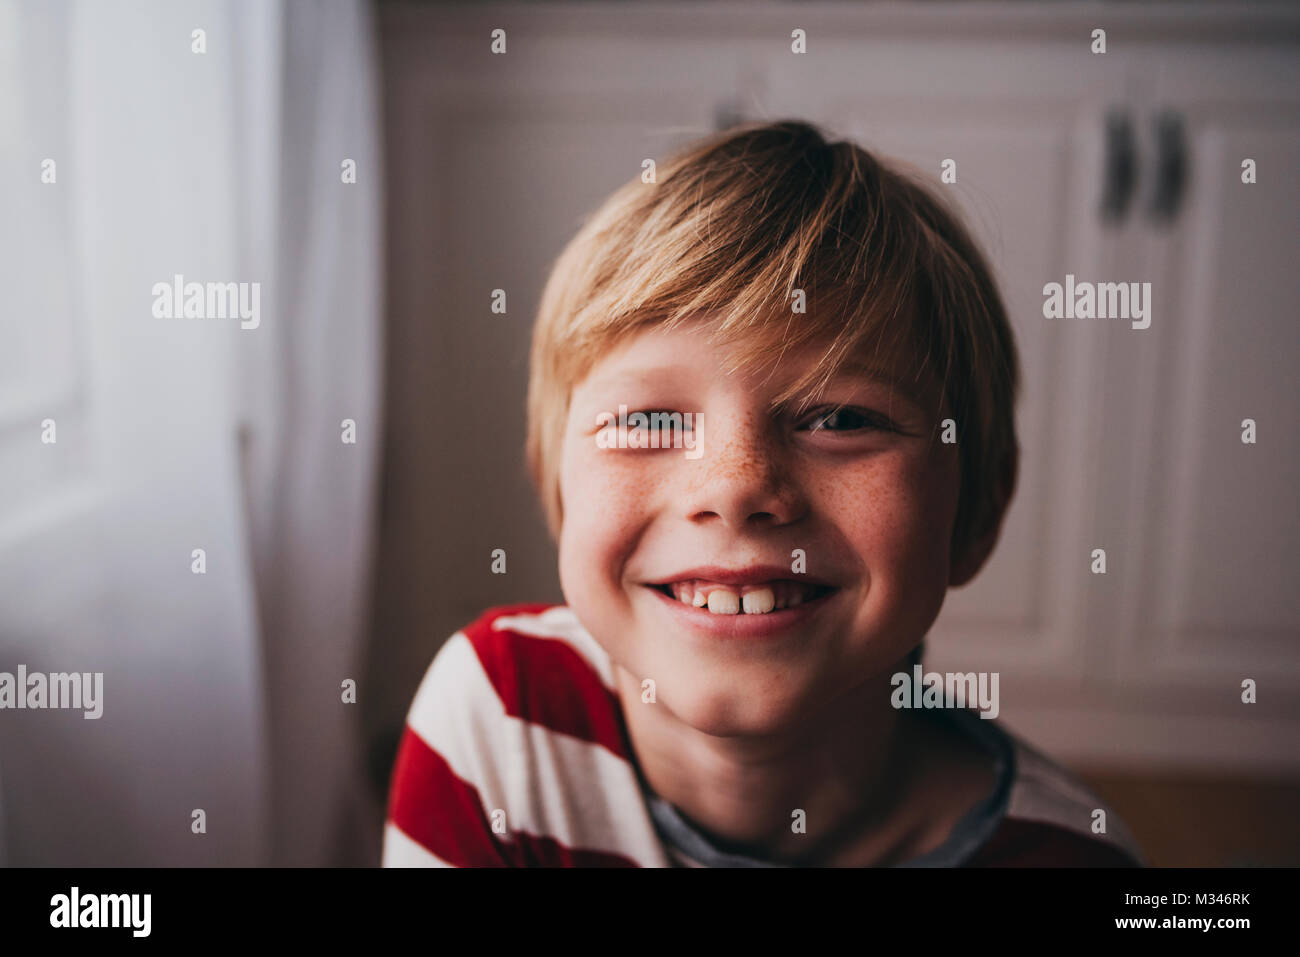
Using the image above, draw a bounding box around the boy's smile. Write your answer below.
[557,316,964,739]
[640,563,843,641]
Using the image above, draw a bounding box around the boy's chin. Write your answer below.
[651,677,816,738]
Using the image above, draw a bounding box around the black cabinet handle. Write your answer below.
[1100,109,1137,224]
[1148,110,1188,225]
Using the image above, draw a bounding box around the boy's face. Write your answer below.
[556,318,962,736]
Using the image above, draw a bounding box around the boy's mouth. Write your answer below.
[645,579,836,616]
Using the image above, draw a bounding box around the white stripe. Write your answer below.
[404,629,670,867]
[491,606,615,687]
[382,821,455,867]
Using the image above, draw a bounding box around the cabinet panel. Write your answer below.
[1107,49,1300,694]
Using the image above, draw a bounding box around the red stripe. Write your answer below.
[387,724,509,866]
[964,818,1141,867]
[465,604,631,761]
[386,726,640,867]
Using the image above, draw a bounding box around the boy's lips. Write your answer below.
[641,578,839,639]
[638,564,842,639]
[642,564,837,589]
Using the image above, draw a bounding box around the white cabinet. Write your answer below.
[1085,43,1300,768]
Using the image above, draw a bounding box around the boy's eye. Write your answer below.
[642,411,693,437]
[800,406,894,434]
[629,410,694,442]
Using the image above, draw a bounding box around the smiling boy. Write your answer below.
[383,120,1145,867]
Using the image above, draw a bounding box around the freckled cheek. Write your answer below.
[821,455,955,582]
[558,444,648,597]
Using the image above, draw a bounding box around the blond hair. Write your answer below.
[525,120,1019,563]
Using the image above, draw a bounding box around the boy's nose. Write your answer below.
[681,423,806,529]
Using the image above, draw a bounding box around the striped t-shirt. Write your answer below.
[383,603,1145,867]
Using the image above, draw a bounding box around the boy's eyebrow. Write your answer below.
[577,367,677,396]
[825,360,934,409]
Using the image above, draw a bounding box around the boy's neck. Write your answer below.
[612,660,941,866]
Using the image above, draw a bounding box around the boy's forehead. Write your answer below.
[580,318,942,410]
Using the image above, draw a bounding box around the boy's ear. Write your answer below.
[949,443,1018,588]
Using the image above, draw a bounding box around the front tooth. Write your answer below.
[706,589,741,615]
[742,587,776,614]
[691,587,707,607]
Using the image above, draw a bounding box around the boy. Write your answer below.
[382,120,1145,867]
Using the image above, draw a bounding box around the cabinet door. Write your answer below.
[754,27,1136,688]
[1099,46,1300,750]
